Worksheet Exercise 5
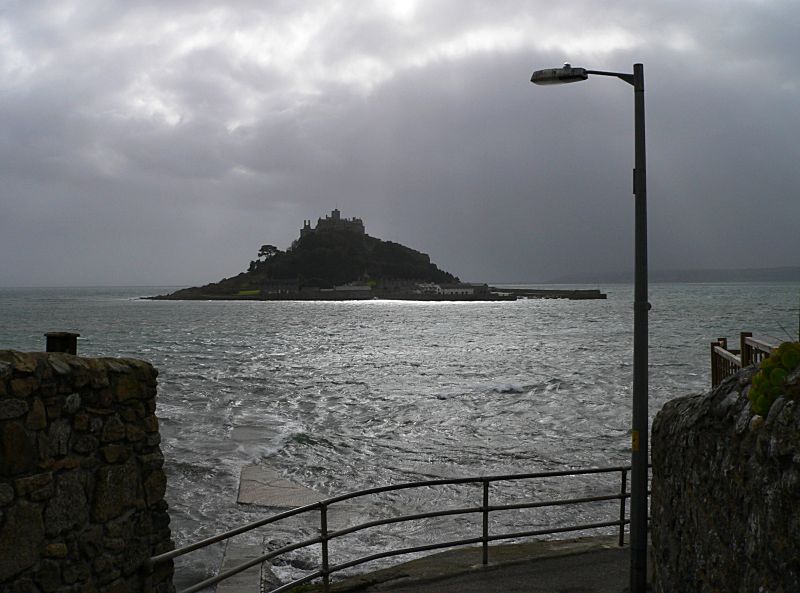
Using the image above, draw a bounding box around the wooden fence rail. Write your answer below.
[711,332,778,386]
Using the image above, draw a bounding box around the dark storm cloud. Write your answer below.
[1,1,799,286]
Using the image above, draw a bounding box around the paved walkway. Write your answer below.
[301,536,650,593]
[237,464,324,507]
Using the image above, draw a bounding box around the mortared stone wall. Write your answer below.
[651,366,800,593]
[0,350,174,593]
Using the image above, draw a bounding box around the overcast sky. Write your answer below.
[2,1,799,286]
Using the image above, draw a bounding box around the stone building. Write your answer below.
[300,209,365,237]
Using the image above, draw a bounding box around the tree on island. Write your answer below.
[258,244,281,260]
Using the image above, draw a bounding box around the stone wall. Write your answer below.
[651,367,800,593]
[0,350,174,593]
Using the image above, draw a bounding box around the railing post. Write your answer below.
[710,341,718,386]
[320,503,330,593]
[482,479,490,565]
[619,468,628,546]
[741,331,753,368]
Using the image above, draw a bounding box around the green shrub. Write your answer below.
[748,342,800,415]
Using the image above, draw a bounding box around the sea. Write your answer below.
[1,283,798,588]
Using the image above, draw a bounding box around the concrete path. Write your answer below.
[216,465,323,593]
[235,463,359,531]
[237,464,324,507]
[215,542,264,593]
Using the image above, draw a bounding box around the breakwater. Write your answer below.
[490,287,607,300]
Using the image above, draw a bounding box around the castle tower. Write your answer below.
[303,210,365,236]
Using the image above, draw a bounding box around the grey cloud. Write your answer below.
[1,1,800,286]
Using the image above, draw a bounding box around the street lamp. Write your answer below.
[530,63,648,593]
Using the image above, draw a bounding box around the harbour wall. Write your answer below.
[0,350,174,593]
[651,367,800,592]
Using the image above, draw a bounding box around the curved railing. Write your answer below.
[147,465,634,593]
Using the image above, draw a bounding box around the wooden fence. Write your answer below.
[710,332,777,387]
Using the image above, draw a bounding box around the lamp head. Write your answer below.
[530,63,588,85]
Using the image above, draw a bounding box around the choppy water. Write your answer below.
[2,283,798,587]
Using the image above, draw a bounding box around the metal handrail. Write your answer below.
[148,465,636,593]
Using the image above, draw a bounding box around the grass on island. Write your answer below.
[237,289,260,296]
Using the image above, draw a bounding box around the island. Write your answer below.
[150,210,606,301]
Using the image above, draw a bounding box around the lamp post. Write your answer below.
[530,63,648,593]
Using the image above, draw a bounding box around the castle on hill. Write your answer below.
[300,208,365,237]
